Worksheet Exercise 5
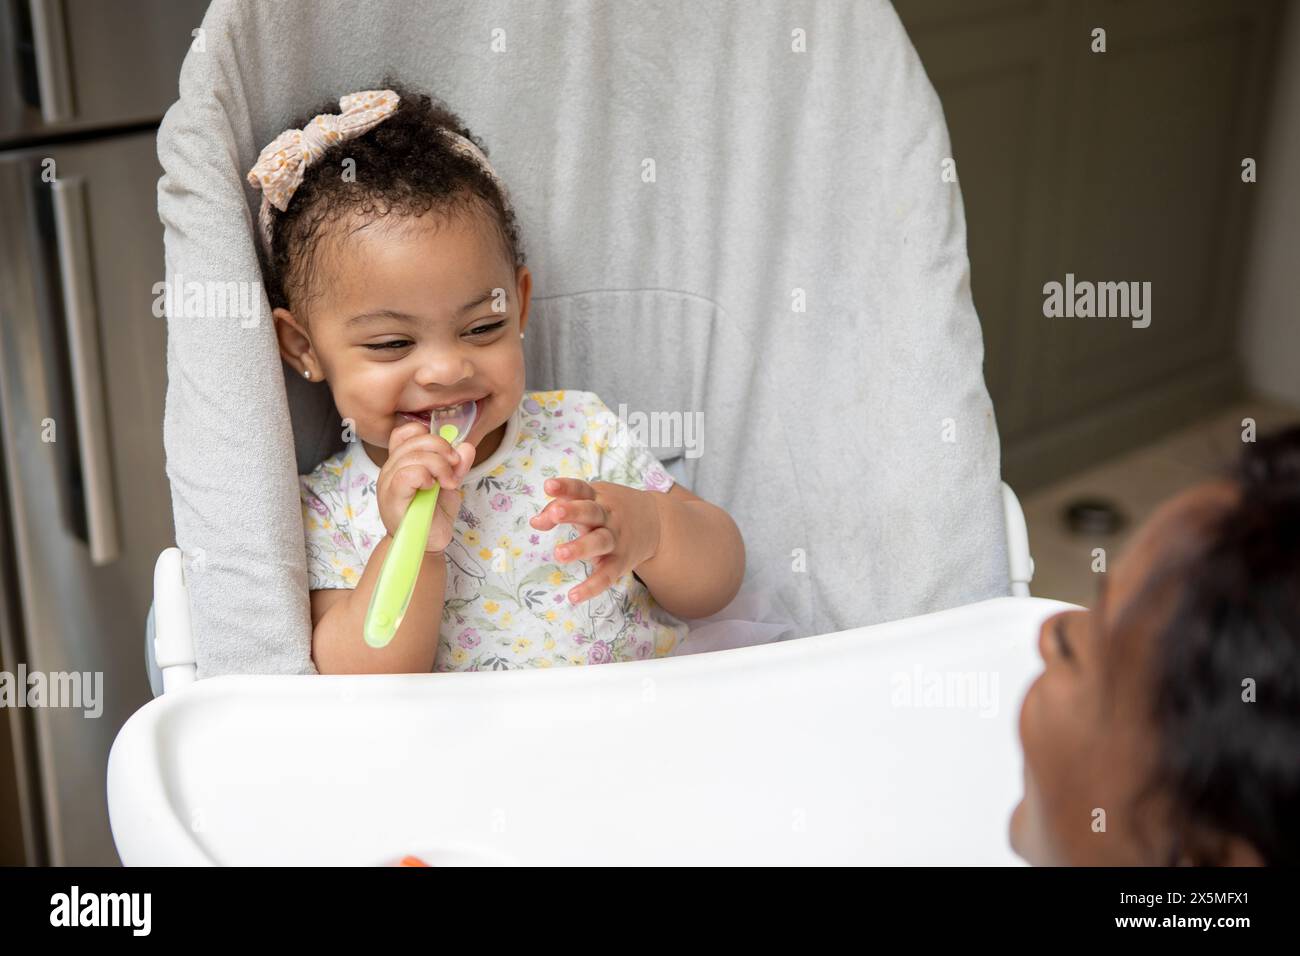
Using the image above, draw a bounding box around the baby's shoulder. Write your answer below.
[298,446,357,499]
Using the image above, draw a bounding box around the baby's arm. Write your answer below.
[633,483,745,619]
[309,422,473,674]
[310,538,446,674]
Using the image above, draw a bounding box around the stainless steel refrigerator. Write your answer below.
[0,0,209,866]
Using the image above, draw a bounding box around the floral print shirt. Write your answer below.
[299,390,687,671]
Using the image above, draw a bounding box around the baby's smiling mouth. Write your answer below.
[397,397,485,429]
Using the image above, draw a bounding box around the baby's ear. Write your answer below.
[272,305,303,334]
[273,306,314,371]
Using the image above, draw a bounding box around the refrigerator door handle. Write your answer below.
[50,174,120,566]
[27,0,73,124]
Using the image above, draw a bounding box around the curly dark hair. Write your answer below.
[1143,424,1300,865]
[257,77,525,319]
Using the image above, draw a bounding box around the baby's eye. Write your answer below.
[466,321,506,337]
[364,340,412,351]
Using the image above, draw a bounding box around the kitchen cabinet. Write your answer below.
[895,0,1285,489]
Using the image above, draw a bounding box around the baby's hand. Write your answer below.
[376,421,477,553]
[530,477,661,603]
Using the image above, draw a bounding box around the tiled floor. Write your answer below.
[1021,395,1300,608]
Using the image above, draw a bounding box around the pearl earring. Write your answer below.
[303,369,311,379]
[519,332,525,339]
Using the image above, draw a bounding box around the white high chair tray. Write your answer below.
[108,596,1074,865]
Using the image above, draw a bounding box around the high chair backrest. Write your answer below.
[159,0,1009,677]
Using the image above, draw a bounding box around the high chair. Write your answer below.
[122,501,1052,865]
[112,0,1045,864]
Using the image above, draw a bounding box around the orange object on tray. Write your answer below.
[398,855,430,867]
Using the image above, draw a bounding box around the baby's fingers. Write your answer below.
[529,499,564,531]
[435,486,463,521]
[544,477,595,500]
[531,495,598,532]
[452,441,476,481]
[391,462,438,498]
[567,555,620,604]
[393,450,461,493]
[554,527,615,565]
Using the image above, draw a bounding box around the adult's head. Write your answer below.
[1011,425,1300,865]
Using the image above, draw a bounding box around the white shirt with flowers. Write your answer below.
[299,390,688,670]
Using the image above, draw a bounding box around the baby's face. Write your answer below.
[276,208,530,465]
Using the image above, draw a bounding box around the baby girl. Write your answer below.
[247,83,745,674]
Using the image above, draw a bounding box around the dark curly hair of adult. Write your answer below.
[257,78,525,319]
[1141,424,1300,865]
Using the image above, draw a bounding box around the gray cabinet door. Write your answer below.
[896,0,1284,490]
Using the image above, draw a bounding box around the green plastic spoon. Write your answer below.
[363,400,478,648]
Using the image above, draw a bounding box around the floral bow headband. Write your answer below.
[246,89,509,255]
